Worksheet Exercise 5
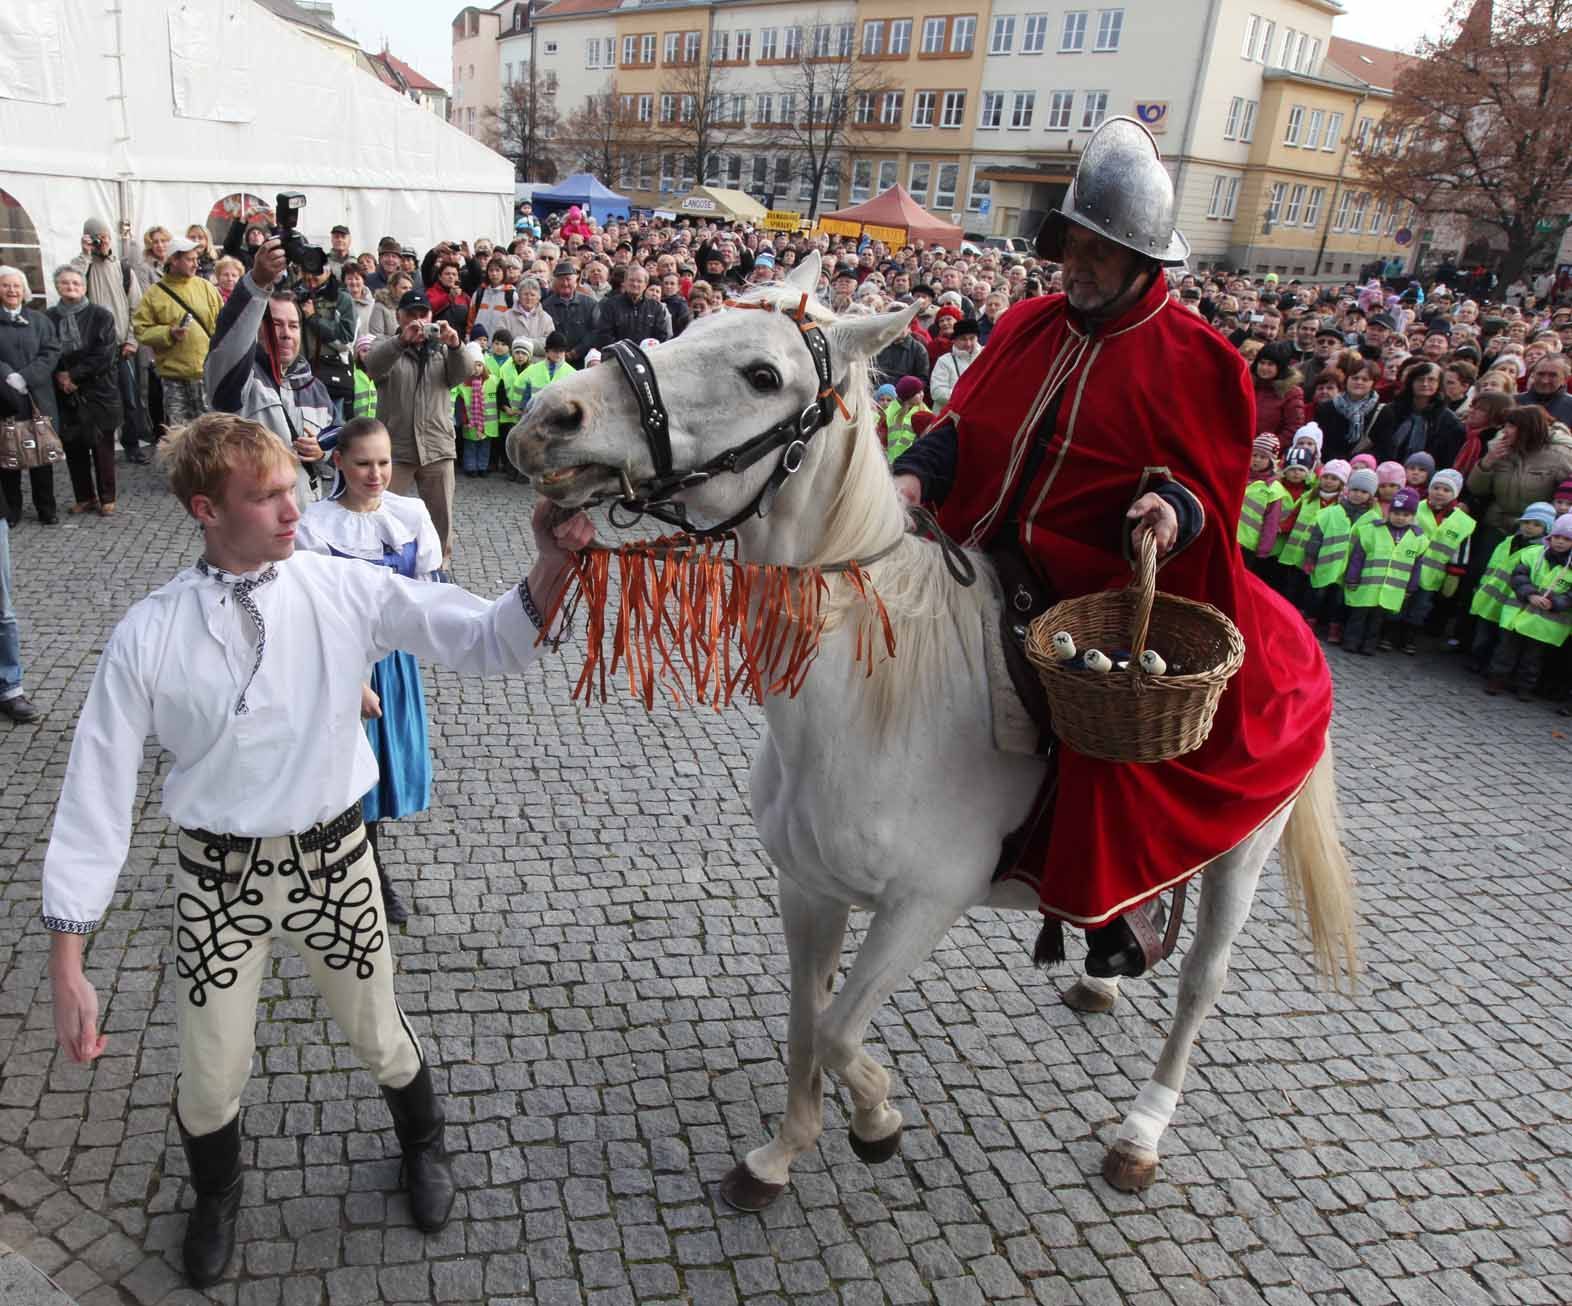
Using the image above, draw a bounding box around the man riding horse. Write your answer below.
[893,117,1333,979]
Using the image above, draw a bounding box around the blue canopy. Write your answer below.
[530,173,631,221]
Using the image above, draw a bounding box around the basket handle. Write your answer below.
[1127,530,1158,664]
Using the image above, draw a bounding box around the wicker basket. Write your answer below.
[1024,533,1245,764]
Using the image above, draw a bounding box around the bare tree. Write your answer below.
[485,74,563,183]
[560,81,639,181]
[646,50,745,191]
[763,20,898,220]
[1355,0,1572,284]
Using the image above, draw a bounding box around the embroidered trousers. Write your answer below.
[173,811,422,1135]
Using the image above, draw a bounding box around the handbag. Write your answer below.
[0,401,67,471]
[314,356,355,401]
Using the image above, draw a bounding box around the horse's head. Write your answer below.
[511,250,919,533]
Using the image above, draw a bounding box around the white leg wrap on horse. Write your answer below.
[1116,1081,1179,1155]
[1079,973,1121,1000]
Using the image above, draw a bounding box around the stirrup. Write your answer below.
[1085,883,1188,979]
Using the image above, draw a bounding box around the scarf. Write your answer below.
[1331,389,1379,443]
[467,375,488,432]
[1454,423,1492,478]
[195,558,279,715]
[53,296,90,355]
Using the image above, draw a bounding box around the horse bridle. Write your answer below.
[600,295,844,536]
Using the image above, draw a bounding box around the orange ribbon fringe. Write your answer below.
[538,533,897,711]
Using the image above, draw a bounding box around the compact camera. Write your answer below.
[423,323,442,343]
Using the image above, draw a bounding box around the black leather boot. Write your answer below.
[178,1114,243,1288]
[378,866,410,925]
[381,1064,455,1232]
[1084,915,1147,979]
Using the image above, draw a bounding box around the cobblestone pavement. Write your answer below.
[2,459,1570,1306]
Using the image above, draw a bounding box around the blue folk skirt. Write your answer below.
[362,650,432,823]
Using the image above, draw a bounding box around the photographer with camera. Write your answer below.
[361,292,471,569]
[205,237,332,506]
[296,264,357,419]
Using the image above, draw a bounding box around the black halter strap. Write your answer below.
[603,299,844,537]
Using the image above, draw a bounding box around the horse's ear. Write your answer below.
[824,301,920,364]
[785,250,820,292]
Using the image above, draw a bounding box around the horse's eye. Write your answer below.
[745,365,781,392]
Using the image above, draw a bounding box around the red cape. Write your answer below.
[938,280,1332,925]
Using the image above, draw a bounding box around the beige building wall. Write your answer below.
[452,3,505,141]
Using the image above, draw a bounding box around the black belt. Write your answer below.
[178,802,366,884]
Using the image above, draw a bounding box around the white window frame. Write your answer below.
[1047,89,1073,130]
[967,165,991,212]
[1278,27,1296,68]
[1305,109,1323,150]
[1369,197,1386,236]
[1303,186,1324,228]
[1081,89,1108,129]
[1350,191,1369,230]
[1223,96,1243,140]
[1240,13,1258,59]
[659,92,676,124]
[862,19,885,55]
[890,19,912,54]
[854,91,875,124]
[1222,176,1239,220]
[755,93,773,123]
[1300,37,1320,74]
[784,25,801,58]
[1284,184,1305,225]
[640,33,655,62]
[1010,90,1035,129]
[912,90,935,128]
[684,31,701,61]
[990,15,1015,53]
[935,162,959,211]
[622,34,637,64]
[877,160,898,191]
[979,90,1004,130]
[880,90,903,124]
[951,16,976,52]
[1022,14,1048,53]
[851,159,874,202]
[837,22,855,56]
[760,27,778,59]
[1265,181,1286,226]
[1333,190,1353,232]
[736,30,751,60]
[1284,105,1304,147]
[1255,19,1274,62]
[940,90,966,128]
[921,17,946,53]
[1322,111,1342,150]
[1206,175,1227,219]
[1094,9,1122,52]
[712,30,730,62]
[664,31,679,63]
[637,93,652,123]
[1240,99,1257,143]
[909,161,931,204]
[1060,10,1088,52]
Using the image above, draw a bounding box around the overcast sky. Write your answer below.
[326,0,1462,93]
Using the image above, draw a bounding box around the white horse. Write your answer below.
[513,251,1356,1207]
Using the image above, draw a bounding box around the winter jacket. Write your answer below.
[930,344,981,408]
[300,280,356,367]
[592,293,673,351]
[1253,376,1306,443]
[206,271,334,456]
[1314,397,1383,462]
[0,306,61,426]
[873,332,931,387]
[541,290,599,363]
[69,250,137,345]
[470,284,516,341]
[132,273,222,381]
[47,302,122,437]
[1368,398,1467,468]
[499,302,556,355]
[364,332,472,467]
[1527,386,1572,427]
[1466,426,1572,533]
[665,294,692,337]
[368,292,403,340]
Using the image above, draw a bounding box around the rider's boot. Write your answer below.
[1084,914,1149,979]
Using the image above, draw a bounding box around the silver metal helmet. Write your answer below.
[1036,116,1190,266]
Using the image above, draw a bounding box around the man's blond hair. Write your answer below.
[159,413,297,511]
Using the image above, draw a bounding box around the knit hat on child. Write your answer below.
[1376,461,1406,486]
[1431,468,1464,494]
[1351,453,1378,472]
[1556,478,1572,501]
[1290,421,1323,453]
[1520,502,1557,531]
[1404,451,1436,475]
[1252,433,1280,458]
[1554,513,1572,540]
[1390,488,1421,514]
[1284,446,1317,473]
[1347,468,1380,495]
[1321,459,1352,484]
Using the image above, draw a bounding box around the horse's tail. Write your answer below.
[1280,731,1359,992]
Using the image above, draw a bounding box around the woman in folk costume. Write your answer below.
[294,418,441,925]
[894,117,1331,978]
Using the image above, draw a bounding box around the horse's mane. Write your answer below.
[733,282,995,733]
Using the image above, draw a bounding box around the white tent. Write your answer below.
[0,0,513,301]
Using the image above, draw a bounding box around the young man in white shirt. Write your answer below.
[43,412,592,1288]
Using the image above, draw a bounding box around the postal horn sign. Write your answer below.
[1135,102,1169,133]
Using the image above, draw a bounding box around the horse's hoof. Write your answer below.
[848,1124,903,1166]
[1062,980,1118,1015]
[1101,1142,1158,1192]
[717,1163,786,1212]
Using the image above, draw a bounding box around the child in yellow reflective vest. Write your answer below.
[1267,446,1316,598]
[1342,486,1426,655]
[882,376,930,464]
[454,351,494,478]
[1485,512,1572,701]
[1373,461,1405,519]
[1279,453,1339,615]
[1301,461,1371,644]
[1238,434,1287,581]
[1468,502,1554,672]
[1412,467,1475,641]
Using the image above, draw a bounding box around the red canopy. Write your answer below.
[817,185,965,249]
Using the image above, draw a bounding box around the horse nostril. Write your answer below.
[551,399,585,434]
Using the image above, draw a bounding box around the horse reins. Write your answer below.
[601,294,850,537]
